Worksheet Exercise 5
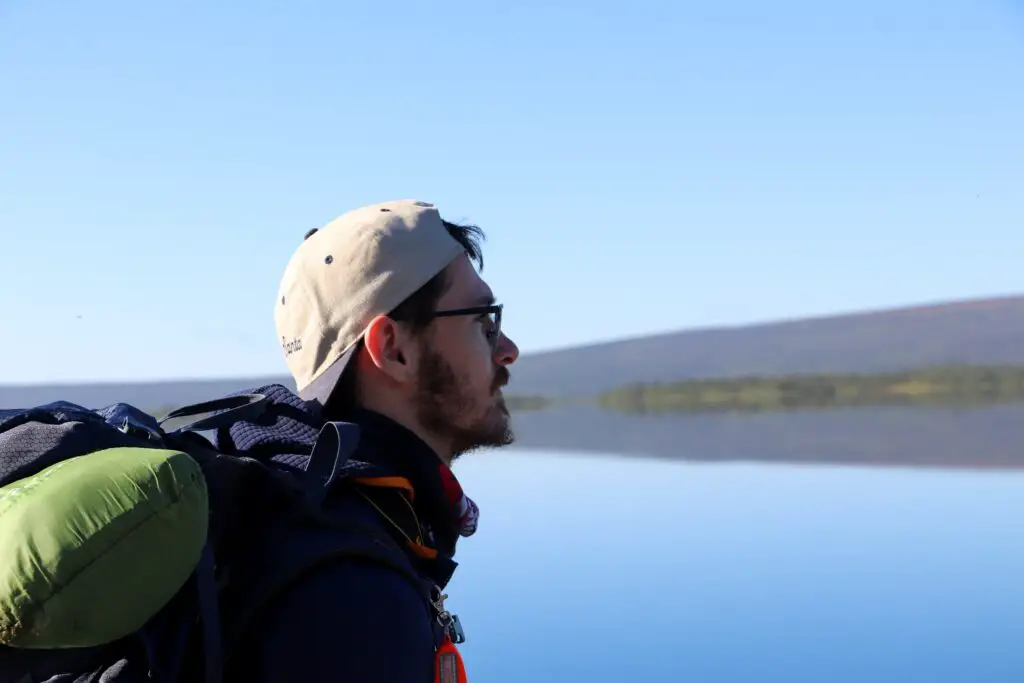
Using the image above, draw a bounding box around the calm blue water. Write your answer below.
[447,450,1024,683]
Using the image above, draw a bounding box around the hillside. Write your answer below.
[1,293,1023,410]
[506,294,1024,397]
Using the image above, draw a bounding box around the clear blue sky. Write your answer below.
[1,0,1021,384]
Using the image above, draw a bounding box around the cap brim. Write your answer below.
[298,343,358,406]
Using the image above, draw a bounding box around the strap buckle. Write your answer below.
[431,587,467,644]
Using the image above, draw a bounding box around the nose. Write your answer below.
[494,332,519,365]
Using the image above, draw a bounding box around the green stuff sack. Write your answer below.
[0,446,209,649]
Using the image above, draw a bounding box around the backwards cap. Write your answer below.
[274,199,464,404]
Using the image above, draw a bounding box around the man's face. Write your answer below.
[412,254,520,460]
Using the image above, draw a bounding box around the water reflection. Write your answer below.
[451,450,1024,683]
[508,404,1024,470]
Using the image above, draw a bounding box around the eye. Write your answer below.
[479,313,497,338]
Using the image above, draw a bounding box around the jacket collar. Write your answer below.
[344,409,462,554]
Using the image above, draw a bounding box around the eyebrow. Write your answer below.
[470,293,496,307]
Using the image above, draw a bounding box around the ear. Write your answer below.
[362,314,416,384]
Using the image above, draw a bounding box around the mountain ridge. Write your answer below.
[520,291,1024,356]
[507,292,1024,397]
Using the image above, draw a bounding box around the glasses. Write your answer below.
[433,304,503,350]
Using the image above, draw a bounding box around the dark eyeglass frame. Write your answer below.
[432,303,503,349]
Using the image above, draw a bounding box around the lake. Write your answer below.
[447,447,1024,683]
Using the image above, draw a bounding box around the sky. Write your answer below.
[0,0,1022,384]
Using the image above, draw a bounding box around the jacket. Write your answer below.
[216,388,464,683]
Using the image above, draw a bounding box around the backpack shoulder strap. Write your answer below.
[302,420,359,500]
[158,393,270,435]
[194,543,222,683]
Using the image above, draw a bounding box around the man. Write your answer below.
[226,199,519,682]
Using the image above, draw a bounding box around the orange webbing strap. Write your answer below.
[351,475,416,499]
[434,634,467,683]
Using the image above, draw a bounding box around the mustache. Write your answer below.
[492,366,510,392]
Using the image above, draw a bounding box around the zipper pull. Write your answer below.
[434,633,467,683]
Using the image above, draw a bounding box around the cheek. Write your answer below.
[454,331,497,393]
[446,324,490,362]
[429,327,491,386]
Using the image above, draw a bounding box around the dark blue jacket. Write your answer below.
[223,492,444,683]
[215,386,463,683]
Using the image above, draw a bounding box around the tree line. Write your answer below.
[593,364,1024,414]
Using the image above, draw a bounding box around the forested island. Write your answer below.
[506,364,1024,415]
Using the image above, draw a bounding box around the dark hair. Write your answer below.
[323,220,485,417]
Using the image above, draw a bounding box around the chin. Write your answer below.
[492,395,512,422]
[491,409,515,444]
[476,408,510,434]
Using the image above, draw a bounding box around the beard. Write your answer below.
[413,341,514,461]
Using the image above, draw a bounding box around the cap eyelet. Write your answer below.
[324,255,334,264]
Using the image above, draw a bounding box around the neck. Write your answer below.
[333,398,454,467]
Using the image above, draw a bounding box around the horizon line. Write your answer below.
[3,290,1021,389]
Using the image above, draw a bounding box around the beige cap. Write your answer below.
[274,199,465,404]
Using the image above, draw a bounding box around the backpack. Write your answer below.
[0,387,434,683]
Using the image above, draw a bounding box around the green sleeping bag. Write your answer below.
[0,446,209,649]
